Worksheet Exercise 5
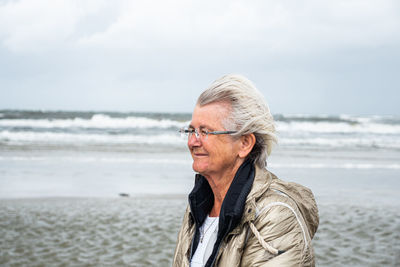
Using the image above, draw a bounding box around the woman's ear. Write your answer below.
[238,133,256,158]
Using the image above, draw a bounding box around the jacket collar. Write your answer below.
[188,173,214,228]
[188,159,255,229]
[247,166,273,201]
[229,166,273,234]
[188,159,255,262]
[188,164,274,232]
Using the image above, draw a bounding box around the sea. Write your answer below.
[0,110,399,266]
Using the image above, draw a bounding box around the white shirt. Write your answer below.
[190,215,219,267]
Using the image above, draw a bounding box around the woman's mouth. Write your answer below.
[193,152,208,157]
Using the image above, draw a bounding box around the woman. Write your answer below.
[173,74,319,266]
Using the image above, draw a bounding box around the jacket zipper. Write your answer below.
[208,220,233,267]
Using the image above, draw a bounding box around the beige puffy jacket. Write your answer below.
[173,167,319,266]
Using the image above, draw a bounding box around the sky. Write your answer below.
[0,0,399,115]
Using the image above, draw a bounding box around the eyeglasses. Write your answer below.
[179,128,237,140]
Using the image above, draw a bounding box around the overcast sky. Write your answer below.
[0,0,399,115]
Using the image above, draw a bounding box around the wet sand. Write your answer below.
[1,193,399,266]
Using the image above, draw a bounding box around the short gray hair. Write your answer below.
[197,74,277,168]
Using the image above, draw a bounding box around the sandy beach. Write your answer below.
[1,111,400,266]
[1,188,399,266]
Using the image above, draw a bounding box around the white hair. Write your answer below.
[197,74,277,168]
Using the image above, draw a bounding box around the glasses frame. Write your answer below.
[179,128,237,140]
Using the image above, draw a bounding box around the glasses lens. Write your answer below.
[179,128,188,139]
[179,128,209,140]
[200,129,208,140]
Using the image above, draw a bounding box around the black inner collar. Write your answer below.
[188,159,255,265]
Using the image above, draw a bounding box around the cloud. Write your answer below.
[0,0,399,114]
[1,0,399,53]
[75,0,400,53]
[0,0,74,51]
[0,0,118,52]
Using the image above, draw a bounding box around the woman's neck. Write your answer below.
[204,159,244,217]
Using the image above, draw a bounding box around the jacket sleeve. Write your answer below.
[241,203,311,267]
[172,206,192,267]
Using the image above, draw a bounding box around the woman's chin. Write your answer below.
[192,161,209,174]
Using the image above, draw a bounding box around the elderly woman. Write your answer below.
[173,75,319,267]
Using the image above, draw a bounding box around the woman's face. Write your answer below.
[188,102,242,178]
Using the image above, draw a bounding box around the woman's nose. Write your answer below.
[187,133,201,147]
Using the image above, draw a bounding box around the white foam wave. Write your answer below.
[1,114,399,135]
[280,137,400,149]
[1,130,399,149]
[0,156,191,164]
[1,156,399,169]
[0,114,187,129]
[269,163,400,169]
[276,121,400,135]
[0,130,185,145]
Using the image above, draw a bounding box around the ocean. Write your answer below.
[1,110,399,266]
